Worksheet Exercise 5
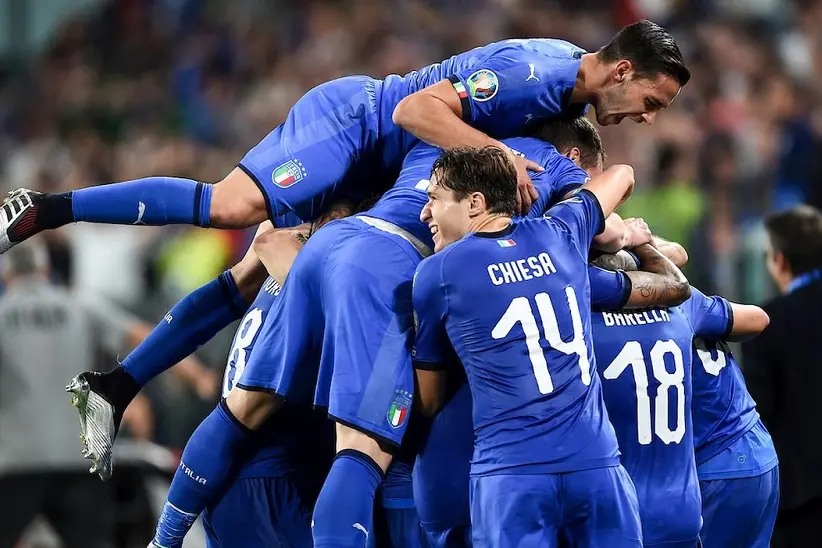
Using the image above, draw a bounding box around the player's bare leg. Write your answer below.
[224,388,284,430]
[334,424,394,472]
[208,167,269,228]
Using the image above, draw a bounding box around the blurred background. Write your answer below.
[0,0,819,545]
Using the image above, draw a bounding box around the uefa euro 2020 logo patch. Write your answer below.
[272,159,306,188]
[466,69,499,102]
[387,389,412,429]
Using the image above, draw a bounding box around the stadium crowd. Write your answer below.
[0,0,821,545]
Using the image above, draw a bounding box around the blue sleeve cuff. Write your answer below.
[217,270,249,318]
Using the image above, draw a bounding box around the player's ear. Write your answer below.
[614,60,633,83]
[565,147,582,166]
[468,191,487,217]
[773,250,790,275]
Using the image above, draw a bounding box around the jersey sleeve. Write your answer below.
[543,189,605,259]
[412,256,450,370]
[447,49,582,130]
[271,211,304,229]
[588,265,632,310]
[681,286,734,340]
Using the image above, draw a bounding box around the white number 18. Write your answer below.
[602,339,686,445]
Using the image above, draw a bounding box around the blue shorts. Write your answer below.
[699,467,779,548]
[240,217,422,446]
[470,466,642,548]
[371,461,426,547]
[371,506,427,548]
[413,382,472,536]
[425,526,473,548]
[238,76,383,221]
[202,476,312,548]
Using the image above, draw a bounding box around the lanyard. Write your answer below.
[787,269,822,294]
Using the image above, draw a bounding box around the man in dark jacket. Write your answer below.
[743,205,822,547]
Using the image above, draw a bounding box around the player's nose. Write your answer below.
[420,203,432,223]
[641,112,657,125]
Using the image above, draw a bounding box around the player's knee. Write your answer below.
[334,423,393,472]
[224,388,283,430]
[209,168,269,228]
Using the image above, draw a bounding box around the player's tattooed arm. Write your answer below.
[622,243,691,308]
[652,235,688,267]
[591,249,639,272]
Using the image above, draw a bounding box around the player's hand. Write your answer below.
[510,155,542,215]
[623,217,653,249]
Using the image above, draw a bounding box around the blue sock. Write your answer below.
[152,400,251,547]
[122,270,247,386]
[71,176,212,227]
[313,449,384,548]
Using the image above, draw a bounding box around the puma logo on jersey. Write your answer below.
[135,201,146,225]
[353,523,369,540]
[526,63,539,82]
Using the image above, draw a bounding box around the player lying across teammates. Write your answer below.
[26,15,775,548]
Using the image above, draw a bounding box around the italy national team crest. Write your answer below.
[466,69,499,102]
[272,159,307,188]
[387,389,412,429]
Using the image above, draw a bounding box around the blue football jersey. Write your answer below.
[379,39,587,165]
[692,338,760,465]
[222,277,333,479]
[271,211,306,229]
[413,190,619,475]
[367,137,589,250]
[590,289,732,544]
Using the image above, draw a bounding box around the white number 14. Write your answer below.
[491,288,591,394]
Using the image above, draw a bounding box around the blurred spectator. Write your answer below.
[742,205,822,548]
[618,141,705,252]
[0,240,214,547]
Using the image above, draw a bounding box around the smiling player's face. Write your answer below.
[420,175,473,252]
[596,68,681,127]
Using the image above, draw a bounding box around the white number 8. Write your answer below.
[222,308,264,397]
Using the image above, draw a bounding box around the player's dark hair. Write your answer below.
[598,20,690,86]
[765,205,822,275]
[530,116,606,170]
[431,146,517,216]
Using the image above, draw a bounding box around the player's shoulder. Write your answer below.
[502,136,556,162]
[487,38,584,57]
[415,249,447,284]
[405,141,443,164]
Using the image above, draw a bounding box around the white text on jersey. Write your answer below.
[601,309,670,327]
[487,253,557,286]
